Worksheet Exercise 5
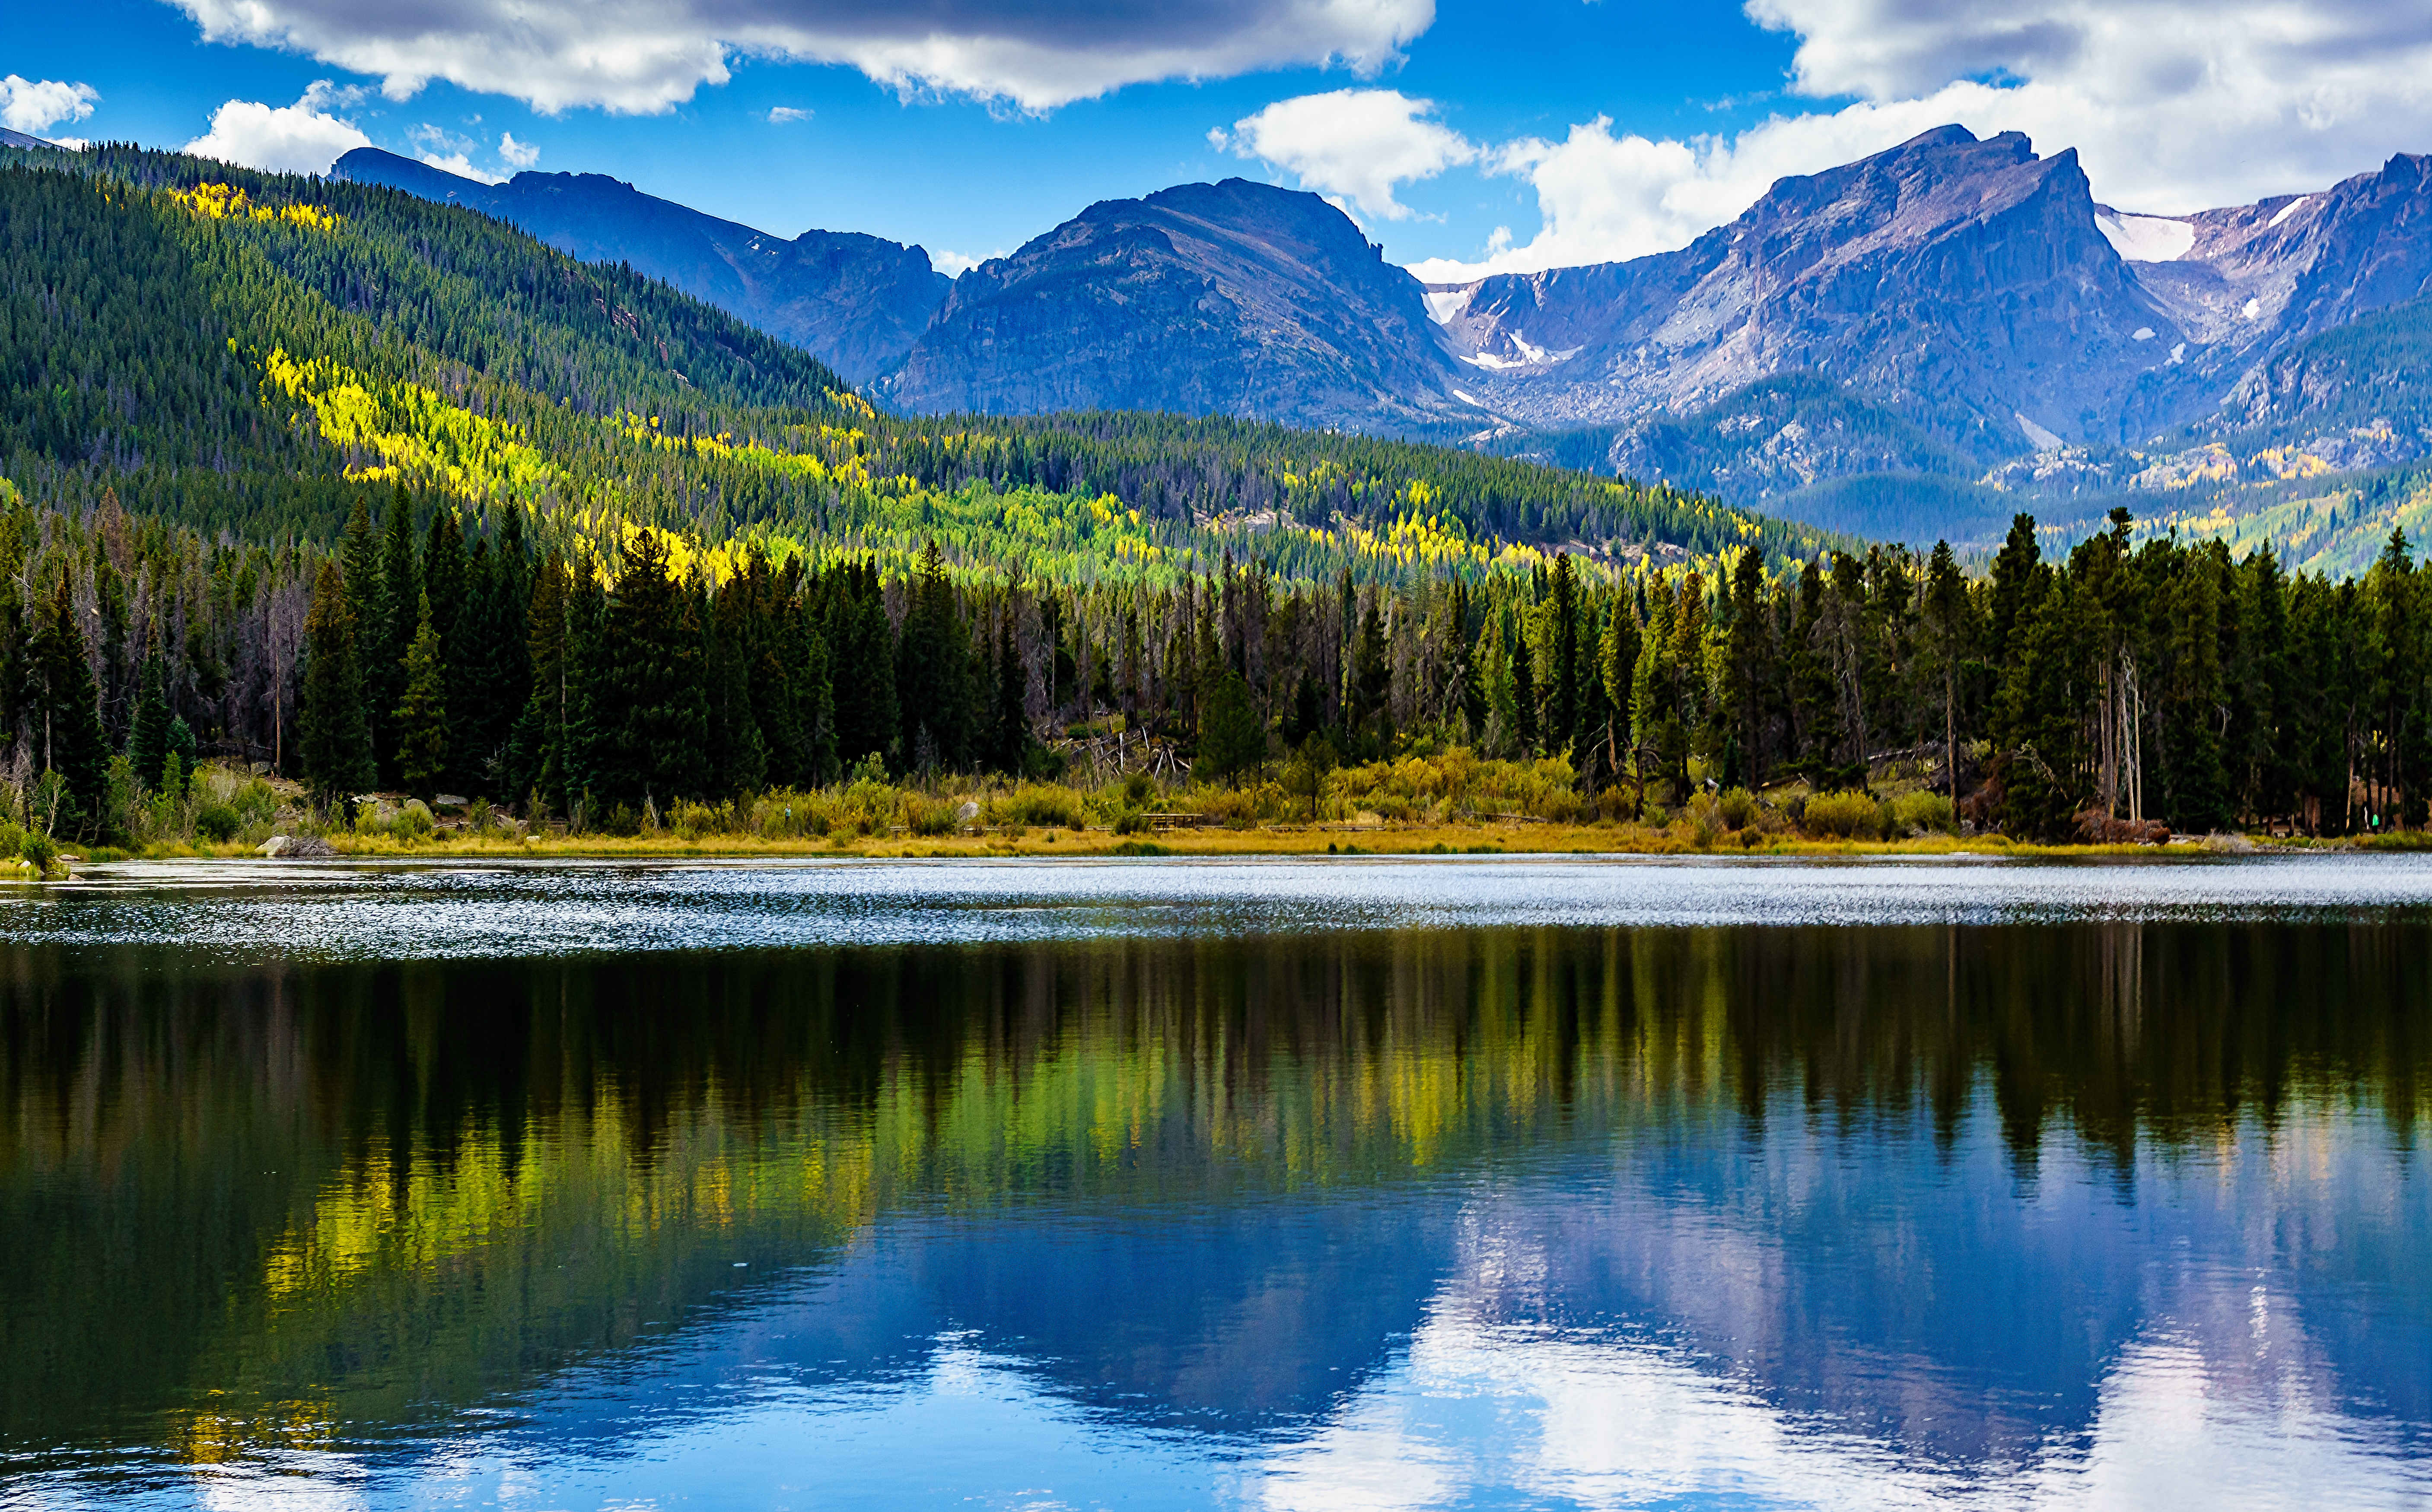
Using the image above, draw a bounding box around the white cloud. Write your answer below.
[498,131,540,168]
[417,152,507,184]
[1218,89,1475,222]
[767,106,813,124]
[1403,0,2432,281]
[933,248,1006,276]
[165,0,1434,115]
[0,75,99,136]
[405,124,508,183]
[183,84,371,175]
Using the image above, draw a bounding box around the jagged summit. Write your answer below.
[1426,126,2176,454]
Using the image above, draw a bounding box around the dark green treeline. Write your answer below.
[10,480,2432,839]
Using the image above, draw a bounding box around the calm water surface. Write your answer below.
[1,855,2428,1509]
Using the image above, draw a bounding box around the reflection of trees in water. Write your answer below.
[2,923,2426,1466]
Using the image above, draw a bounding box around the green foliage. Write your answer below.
[1891,790,1957,834]
[993,785,1087,829]
[393,591,450,799]
[301,558,373,804]
[1717,787,1757,830]
[1196,669,1266,786]
[1801,791,1881,839]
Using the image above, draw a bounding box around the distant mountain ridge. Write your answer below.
[331,147,948,384]
[1430,127,2180,454]
[875,178,1475,435]
[333,129,2432,547]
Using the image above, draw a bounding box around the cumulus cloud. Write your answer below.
[406,124,506,183]
[166,0,1434,115]
[1395,0,2432,280]
[1216,89,1474,222]
[767,106,813,124]
[1,75,99,136]
[499,131,540,168]
[184,83,371,175]
[933,248,1006,276]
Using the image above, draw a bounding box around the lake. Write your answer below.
[2,855,2427,1509]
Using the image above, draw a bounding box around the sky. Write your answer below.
[8,0,2432,281]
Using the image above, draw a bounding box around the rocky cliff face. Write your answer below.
[873,180,1478,434]
[331,148,948,384]
[1430,127,2186,454]
[2097,152,2432,437]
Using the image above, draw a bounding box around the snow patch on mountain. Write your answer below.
[2095,210,2196,262]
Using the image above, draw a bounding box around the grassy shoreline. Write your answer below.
[76,823,2297,866]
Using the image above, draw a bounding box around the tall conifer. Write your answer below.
[394,591,450,800]
[300,559,373,807]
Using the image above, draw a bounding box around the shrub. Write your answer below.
[993,785,1087,829]
[1800,790,1881,840]
[901,793,958,836]
[232,778,280,826]
[392,800,436,841]
[19,830,58,876]
[669,799,731,841]
[1717,787,1757,831]
[754,789,830,839]
[1891,790,1956,834]
[1112,810,1152,835]
[194,803,243,843]
[1122,771,1156,808]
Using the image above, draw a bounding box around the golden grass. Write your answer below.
[279,823,2208,863]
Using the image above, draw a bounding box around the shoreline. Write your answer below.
[59,823,2370,869]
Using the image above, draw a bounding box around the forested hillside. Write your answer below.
[2,142,1804,584]
[2,140,2428,852]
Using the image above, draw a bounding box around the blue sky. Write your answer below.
[9,0,2432,279]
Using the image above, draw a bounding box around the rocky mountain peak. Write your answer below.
[875,178,1475,434]
[1429,126,2170,452]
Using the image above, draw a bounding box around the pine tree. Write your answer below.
[373,483,418,780]
[394,591,450,801]
[1511,613,1539,757]
[989,610,1029,773]
[1350,597,1389,744]
[508,550,570,814]
[340,493,384,752]
[829,563,898,770]
[1598,589,1641,793]
[127,648,169,795]
[1547,553,1582,758]
[300,559,373,808]
[28,571,110,837]
[1923,541,1970,802]
[784,578,839,787]
[601,528,709,809]
[706,570,767,797]
[895,541,974,771]
[1198,668,1265,786]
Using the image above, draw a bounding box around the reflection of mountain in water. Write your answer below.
[2,923,2426,1490]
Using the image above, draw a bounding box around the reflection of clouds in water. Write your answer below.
[1255,1312,2427,1511]
[191,1461,372,1512]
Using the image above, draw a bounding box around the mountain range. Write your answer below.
[332,149,948,385]
[340,128,2432,549]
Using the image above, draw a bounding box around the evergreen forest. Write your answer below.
[3,139,2428,846]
